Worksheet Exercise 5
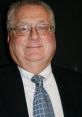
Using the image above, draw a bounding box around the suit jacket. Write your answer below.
[0,63,82,117]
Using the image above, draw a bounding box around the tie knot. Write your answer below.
[31,75,44,87]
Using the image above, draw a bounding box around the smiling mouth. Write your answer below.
[27,45,43,48]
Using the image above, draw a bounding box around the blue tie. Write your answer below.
[31,75,55,117]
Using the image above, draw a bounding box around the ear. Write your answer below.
[7,33,10,43]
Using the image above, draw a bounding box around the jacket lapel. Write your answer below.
[52,64,80,117]
[1,64,29,117]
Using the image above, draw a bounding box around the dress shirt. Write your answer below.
[18,64,64,117]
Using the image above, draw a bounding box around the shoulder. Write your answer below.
[51,65,82,104]
[0,63,18,75]
[51,64,82,80]
[51,64,82,90]
[0,63,20,86]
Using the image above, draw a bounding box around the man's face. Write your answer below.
[8,5,56,72]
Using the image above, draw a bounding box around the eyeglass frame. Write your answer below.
[8,23,55,36]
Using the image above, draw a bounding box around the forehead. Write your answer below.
[14,4,51,24]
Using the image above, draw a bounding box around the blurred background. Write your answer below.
[0,0,81,73]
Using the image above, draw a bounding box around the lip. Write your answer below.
[27,45,42,48]
[26,43,43,48]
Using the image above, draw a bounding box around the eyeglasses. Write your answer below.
[9,23,54,36]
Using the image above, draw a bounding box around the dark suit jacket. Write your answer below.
[0,63,82,117]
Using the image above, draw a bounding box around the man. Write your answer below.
[0,0,82,117]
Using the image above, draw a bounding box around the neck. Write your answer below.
[18,61,50,74]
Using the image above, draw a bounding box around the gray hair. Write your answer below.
[7,0,55,32]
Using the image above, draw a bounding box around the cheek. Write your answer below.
[44,34,56,47]
[45,33,55,41]
[10,37,26,47]
[8,37,24,55]
[45,34,56,54]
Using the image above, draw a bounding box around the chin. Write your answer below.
[26,55,44,62]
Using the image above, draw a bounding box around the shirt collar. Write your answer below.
[18,64,52,81]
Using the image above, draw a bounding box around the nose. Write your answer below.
[30,27,39,40]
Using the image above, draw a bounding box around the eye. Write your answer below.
[17,25,29,32]
[37,25,50,32]
[39,25,48,29]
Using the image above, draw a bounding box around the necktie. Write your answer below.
[31,75,55,117]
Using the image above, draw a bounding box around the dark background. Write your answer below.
[0,0,82,73]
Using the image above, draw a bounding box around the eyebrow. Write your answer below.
[16,22,29,26]
[36,20,50,24]
[15,20,50,27]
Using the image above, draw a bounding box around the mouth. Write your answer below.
[27,46,42,48]
[27,44,43,48]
